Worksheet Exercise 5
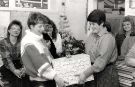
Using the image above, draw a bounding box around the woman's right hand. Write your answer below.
[0,80,4,87]
[46,41,51,49]
[13,69,21,78]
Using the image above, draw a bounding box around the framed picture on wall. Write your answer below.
[102,0,125,15]
[129,0,135,8]
[15,0,49,9]
[0,0,9,7]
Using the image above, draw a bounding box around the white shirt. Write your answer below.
[53,33,62,54]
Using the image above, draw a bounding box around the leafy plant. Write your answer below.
[59,30,85,57]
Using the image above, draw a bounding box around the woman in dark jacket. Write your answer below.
[43,33,59,59]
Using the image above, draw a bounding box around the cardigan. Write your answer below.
[121,36,135,58]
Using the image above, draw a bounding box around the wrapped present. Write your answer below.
[52,54,94,86]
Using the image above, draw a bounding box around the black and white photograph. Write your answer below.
[0,0,135,87]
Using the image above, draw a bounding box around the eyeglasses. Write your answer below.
[44,24,52,29]
[44,24,53,32]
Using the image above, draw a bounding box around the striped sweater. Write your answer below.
[21,30,56,81]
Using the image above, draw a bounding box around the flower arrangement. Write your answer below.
[59,30,85,57]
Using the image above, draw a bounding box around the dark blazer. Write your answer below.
[43,33,59,59]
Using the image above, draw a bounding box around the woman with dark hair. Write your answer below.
[0,20,31,87]
[42,33,59,58]
[46,20,62,56]
[76,9,119,87]
[42,19,62,58]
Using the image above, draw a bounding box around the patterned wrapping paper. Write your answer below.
[52,54,94,86]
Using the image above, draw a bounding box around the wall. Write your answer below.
[107,15,123,35]
[0,0,97,40]
[10,11,59,32]
[62,0,88,40]
[125,0,135,16]
[0,11,10,39]
[10,11,59,37]
[55,0,97,40]
[86,0,97,38]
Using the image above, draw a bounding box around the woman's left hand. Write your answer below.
[46,41,51,49]
[20,68,26,77]
[0,80,4,87]
[75,73,86,84]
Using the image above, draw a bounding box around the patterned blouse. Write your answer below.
[0,38,22,70]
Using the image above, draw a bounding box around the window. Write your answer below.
[98,0,125,15]
[15,0,48,9]
[129,0,135,8]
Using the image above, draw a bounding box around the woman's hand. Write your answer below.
[54,75,68,87]
[13,69,22,78]
[132,72,135,82]
[118,56,125,61]
[132,72,135,78]
[0,80,4,87]
[46,41,51,49]
[75,73,87,84]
